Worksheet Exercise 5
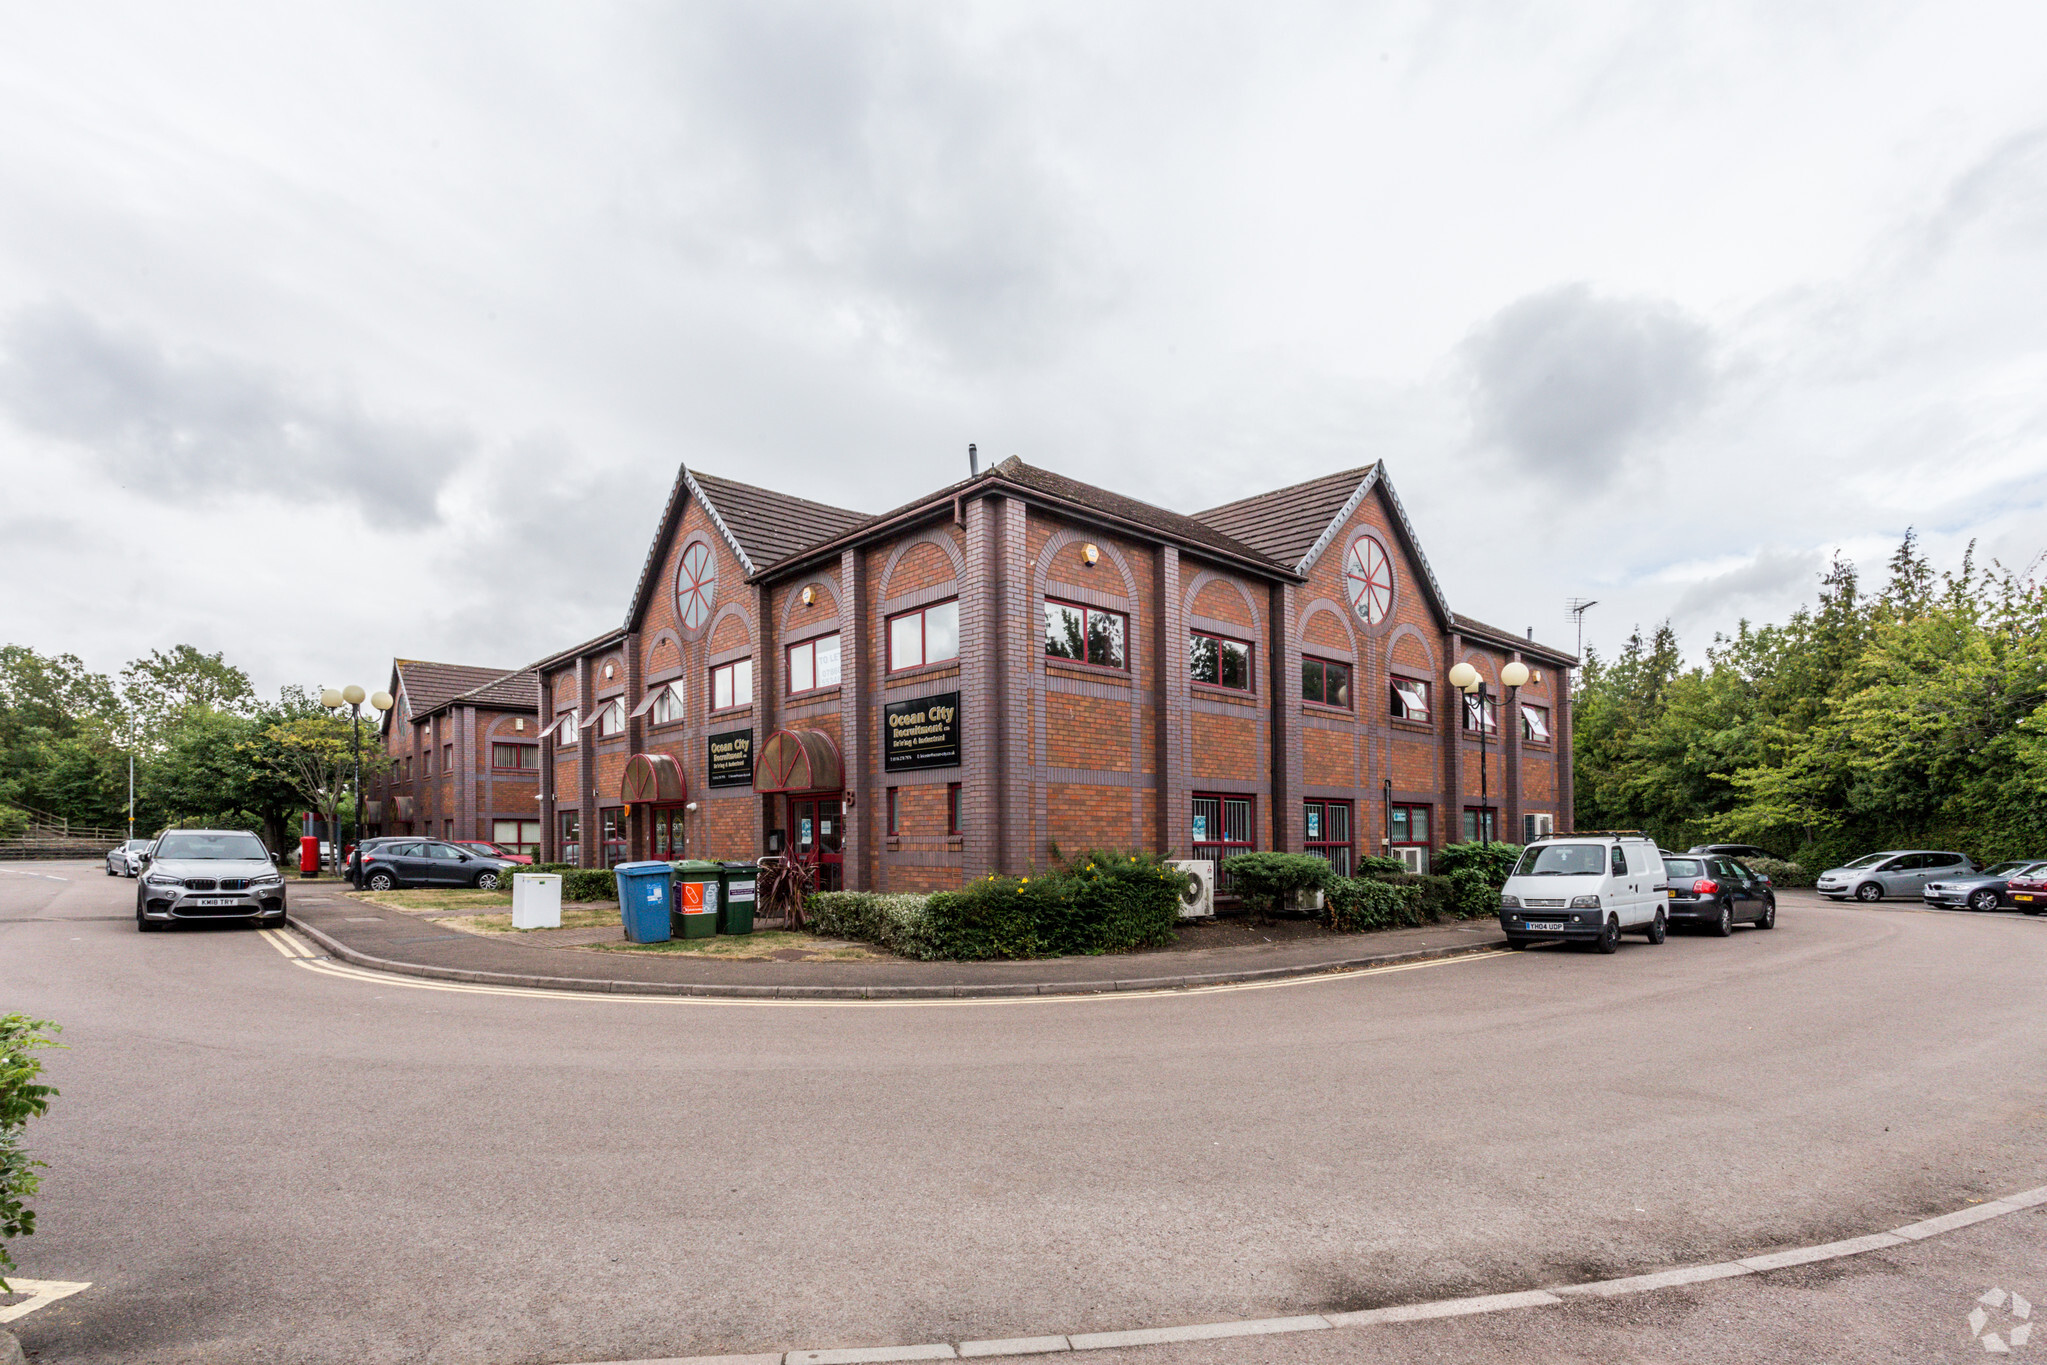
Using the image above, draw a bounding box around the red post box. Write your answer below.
[299,835,319,877]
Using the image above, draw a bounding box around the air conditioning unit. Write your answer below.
[1396,846,1429,875]
[1168,859,1215,918]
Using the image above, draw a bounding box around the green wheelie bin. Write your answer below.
[718,861,758,935]
[671,859,721,939]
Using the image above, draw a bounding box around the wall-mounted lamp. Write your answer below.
[603,664,614,679]
[802,585,816,606]
[514,717,525,731]
[1082,543,1100,567]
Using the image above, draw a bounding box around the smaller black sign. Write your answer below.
[708,728,754,788]
[885,691,962,772]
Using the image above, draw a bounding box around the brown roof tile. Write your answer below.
[1193,467,1376,571]
[1451,614,1578,666]
[990,458,1280,569]
[445,668,541,712]
[392,660,521,718]
[690,470,870,571]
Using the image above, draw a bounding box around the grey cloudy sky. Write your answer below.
[3,1,2045,693]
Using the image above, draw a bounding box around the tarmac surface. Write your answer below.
[5,862,2046,1363]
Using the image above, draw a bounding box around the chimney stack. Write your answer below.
[968,443,978,477]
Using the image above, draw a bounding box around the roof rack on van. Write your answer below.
[1556,829,1649,838]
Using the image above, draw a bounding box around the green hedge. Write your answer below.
[1219,851,1336,913]
[1743,856,1812,888]
[517,864,617,902]
[1323,872,1463,933]
[805,851,1181,960]
[1434,841,1523,887]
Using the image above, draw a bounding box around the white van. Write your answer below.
[1497,833,1668,954]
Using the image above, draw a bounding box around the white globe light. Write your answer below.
[1447,662,1480,692]
[1501,661,1532,688]
[370,691,394,711]
[320,688,344,709]
[342,684,366,706]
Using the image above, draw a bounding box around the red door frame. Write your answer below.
[786,793,844,890]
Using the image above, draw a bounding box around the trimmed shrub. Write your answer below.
[922,877,1047,959]
[1325,876,1417,932]
[1434,841,1523,889]
[517,864,618,902]
[1220,851,1337,914]
[806,891,936,957]
[1448,866,1497,919]
[1379,872,1458,922]
[1743,856,1811,888]
[1038,852,1182,955]
[1354,854,1406,877]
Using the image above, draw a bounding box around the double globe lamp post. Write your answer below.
[321,684,393,877]
[1447,658,1531,844]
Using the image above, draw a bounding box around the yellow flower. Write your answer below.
[1020,877,1030,884]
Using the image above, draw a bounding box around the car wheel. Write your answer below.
[1757,897,1777,930]
[1968,889,1999,912]
[1647,908,1667,944]
[475,871,500,891]
[1713,902,1734,937]
[1855,881,1883,903]
[366,870,395,892]
[106,862,116,876]
[1504,936,1532,950]
[1596,915,1621,954]
[136,907,162,933]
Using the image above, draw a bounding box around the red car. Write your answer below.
[453,840,533,865]
[2006,868,2047,915]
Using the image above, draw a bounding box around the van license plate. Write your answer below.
[1525,921,1566,931]
[194,897,237,907]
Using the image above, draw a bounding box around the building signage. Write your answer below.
[708,728,754,788]
[885,691,961,772]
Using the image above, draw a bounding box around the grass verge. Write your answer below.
[592,931,878,961]
[346,887,615,914]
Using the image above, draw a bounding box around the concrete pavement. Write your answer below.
[5,863,2046,1363]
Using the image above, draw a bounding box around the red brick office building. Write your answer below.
[368,659,543,855]
[530,458,1575,888]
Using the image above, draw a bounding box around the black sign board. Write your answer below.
[707,728,754,788]
[884,691,961,772]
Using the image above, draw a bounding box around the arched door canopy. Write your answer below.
[622,752,687,804]
[754,729,844,793]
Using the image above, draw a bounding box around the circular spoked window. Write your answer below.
[1346,535,1394,626]
[677,541,718,633]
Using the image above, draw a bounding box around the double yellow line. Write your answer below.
[254,926,1508,1010]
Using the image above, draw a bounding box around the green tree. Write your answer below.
[0,1014,61,1290]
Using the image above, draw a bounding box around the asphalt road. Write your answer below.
[5,862,2046,1364]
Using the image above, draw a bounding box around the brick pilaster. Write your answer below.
[754,581,777,860]
[1156,545,1191,856]
[839,547,869,890]
[576,656,596,867]
[1269,581,1302,852]
[995,497,1030,872]
[961,494,1001,874]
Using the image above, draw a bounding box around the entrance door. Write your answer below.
[789,795,844,891]
[650,806,685,860]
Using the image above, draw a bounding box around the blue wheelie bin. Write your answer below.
[613,861,675,943]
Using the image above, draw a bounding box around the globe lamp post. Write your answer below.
[323,685,394,880]
[1449,660,1532,844]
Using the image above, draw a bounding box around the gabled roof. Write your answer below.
[1194,462,1458,631]
[1452,614,1578,667]
[389,661,519,718]
[1195,466,1376,571]
[442,668,541,713]
[624,465,870,631]
[531,626,629,675]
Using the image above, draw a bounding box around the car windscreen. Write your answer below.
[155,832,269,861]
[1663,858,1704,879]
[124,840,152,850]
[1839,853,1888,869]
[1512,844,1606,876]
[1982,862,2027,876]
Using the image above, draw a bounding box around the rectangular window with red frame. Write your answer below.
[788,633,842,694]
[1188,631,1253,690]
[888,600,960,672]
[600,808,627,867]
[1301,656,1350,708]
[1192,793,1254,890]
[1304,799,1353,875]
[491,743,539,770]
[886,786,900,836]
[1043,599,1127,670]
[711,658,753,711]
[947,782,961,834]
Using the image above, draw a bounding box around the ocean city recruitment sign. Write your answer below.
[707,728,754,788]
[885,691,960,772]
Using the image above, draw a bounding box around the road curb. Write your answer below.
[282,916,1507,1000]
[568,1184,2047,1365]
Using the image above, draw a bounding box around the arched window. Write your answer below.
[678,542,718,632]
[1346,536,1394,625]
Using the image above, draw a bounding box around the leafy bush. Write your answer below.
[1448,866,1498,918]
[806,891,936,956]
[1354,854,1406,877]
[1743,856,1811,888]
[1,1014,61,1289]
[516,865,619,902]
[1325,876,1420,932]
[1434,841,1523,888]
[1378,873,1458,922]
[805,852,1181,960]
[1220,851,1337,913]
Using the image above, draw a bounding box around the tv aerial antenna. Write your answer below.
[1566,598,1598,660]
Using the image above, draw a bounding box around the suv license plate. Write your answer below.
[194,897,237,907]
[1525,921,1566,931]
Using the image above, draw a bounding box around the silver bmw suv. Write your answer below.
[136,828,288,931]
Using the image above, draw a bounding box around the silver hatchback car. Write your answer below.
[1816,850,1975,902]
[136,828,287,931]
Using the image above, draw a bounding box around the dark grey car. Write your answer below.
[1661,855,1777,935]
[357,839,511,892]
[136,829,286,931]
[1815,850,1975,902]
[1921,860,2047,912]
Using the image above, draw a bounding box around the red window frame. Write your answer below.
[1192,793,1255,891]
[886,786,900,836]
[1390,675,1431,724]
[1520,702,1551,743]
[1461,693,1500,734]
[711,658,753,712]
[787,633,842,696]
[1043,598,1129,671]
[887,599,960,673]
[1462,807,1500,843]
[492,819,541,857]
[947,782,961,835]
[1390,803,1431,849]
[1188,631,1255,692]
[1304,799,1353,875]
[491,742,539,771]
[1301,655,1351,709]
[559,810,580,861]
[600,808,627,867]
